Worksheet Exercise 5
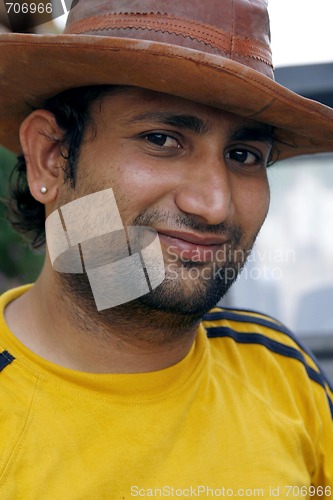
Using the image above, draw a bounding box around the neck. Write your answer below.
[4,264,199,374]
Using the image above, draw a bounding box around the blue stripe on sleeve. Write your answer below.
[0,350,15,372]
[204,308,333,392]
[205,326,333,418]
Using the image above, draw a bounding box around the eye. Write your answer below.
[226,148,261,165]
[144,133,180,149]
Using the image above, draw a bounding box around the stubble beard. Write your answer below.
[55,209,257,344]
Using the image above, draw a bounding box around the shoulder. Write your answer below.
[202,306,333,418]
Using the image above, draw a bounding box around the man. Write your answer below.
[0,0,333,497]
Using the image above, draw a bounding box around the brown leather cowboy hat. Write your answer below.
[0,0,333,157]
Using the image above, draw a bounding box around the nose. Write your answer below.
[174,155,233,225]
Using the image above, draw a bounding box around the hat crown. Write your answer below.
[65,0,273,78]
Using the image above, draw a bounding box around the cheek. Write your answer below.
[233,176,270,234]
[104,160,177,221]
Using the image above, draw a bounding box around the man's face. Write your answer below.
[56,87,271,317]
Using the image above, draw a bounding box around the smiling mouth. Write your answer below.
[157,230,229,263]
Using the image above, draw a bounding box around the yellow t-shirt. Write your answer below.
[0,286,332,499]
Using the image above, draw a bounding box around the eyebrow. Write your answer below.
[230,125,274,145]
[129,112,210,135]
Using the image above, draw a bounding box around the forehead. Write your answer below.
[94,86,268,132]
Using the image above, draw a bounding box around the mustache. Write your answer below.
[132,210,243,244]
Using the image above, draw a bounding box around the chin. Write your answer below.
[135,264,240,316]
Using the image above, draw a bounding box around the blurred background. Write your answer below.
[0,0,333,377]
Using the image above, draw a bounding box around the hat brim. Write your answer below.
[1,32,333,157]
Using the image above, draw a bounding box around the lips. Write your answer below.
[157,229,228,262]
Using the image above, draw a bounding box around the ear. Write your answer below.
[19,110,65,205]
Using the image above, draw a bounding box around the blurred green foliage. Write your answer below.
[0,147,44,293]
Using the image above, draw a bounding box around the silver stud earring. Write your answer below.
[40,186,48,194]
